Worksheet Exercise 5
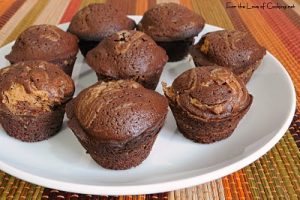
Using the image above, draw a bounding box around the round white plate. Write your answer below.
[0,16,296,195]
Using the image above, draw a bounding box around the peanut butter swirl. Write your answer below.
[73,80,168,141]
[86,30,168,89]
[87,30,168,77]
[163,66,252,121]
[0,61,74,115]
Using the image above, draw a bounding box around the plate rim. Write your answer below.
[0,18,296,195]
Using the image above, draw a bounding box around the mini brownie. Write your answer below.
[190,30,266,83]
[5,25,78,76]
[66,80,168,170]
[163,66,252,143]
[68,3,136,56]
[86,30,168,90]
[137,3,205,62]
[0,61,74,142]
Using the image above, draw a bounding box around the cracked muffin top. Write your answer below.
[86,30,168,87]
[190,30,266,71]
[68,3,136,41]
[0,61,74,116]
[66,80,168,142]
[5,24,78,63]
[137,3,205,41]
[163,66,252,120]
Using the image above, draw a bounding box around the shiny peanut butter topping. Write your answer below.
[200,39,209,54]
[163,66,252,120]
[2,83,51,113]
[0,61,74,115]
[114,31,145,54]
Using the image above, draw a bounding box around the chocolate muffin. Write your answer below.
[190,30,266,83]
[66,80,168,170]
[0,61,75,142]
[163,66,252,143]
[137,3,205,62]
[68,3,136,56]
[86,30,168,90]
[5,25,79,76]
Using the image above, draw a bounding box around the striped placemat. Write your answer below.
[0,0,299,199]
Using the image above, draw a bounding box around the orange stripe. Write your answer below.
[179,0,193,9]
[222,176,233,199]
[233,172,246,199]
[136,0,148,15]
[60,0,82,23]
[0,0,15,16]
[239,170,253,199]
[228,174,241,200]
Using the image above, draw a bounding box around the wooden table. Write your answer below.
[0,0,299,199]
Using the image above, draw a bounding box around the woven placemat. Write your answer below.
[0,0,299,199]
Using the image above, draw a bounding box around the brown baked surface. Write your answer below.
[0,60,74,116]
[164,66,252,120]
[5,24,78,63]
[163,66,252,143]
[190,30,266,72]
[137,3,205,41]
[68,3,135,41]
[68,80,168,142]
[86,30,168,89]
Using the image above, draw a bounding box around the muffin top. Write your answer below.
[70,80,168,141]
[0,61,75,116]
[137,3,205,41]
[86,30,168,80]
[68,3,136,40]
[5,25,78,64]
[163,66,252,120]
[190,30,266,71]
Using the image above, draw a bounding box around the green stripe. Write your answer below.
[191,0,235,30]
[273,137,298,199]
[0,176,15,200]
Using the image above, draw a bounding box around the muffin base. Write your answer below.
[157,38,194,62]
[90,134,158,170]
[66,100,165,170]
[96,70,163,90]
[78,39,100,57]
[51,56,77,76]
[237,60,262,83]
[168,97,252,144]
[0,106,65,142]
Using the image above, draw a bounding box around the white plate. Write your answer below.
[0,16,296,195]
